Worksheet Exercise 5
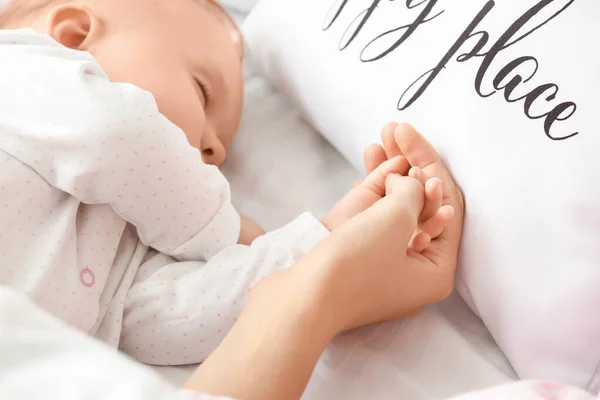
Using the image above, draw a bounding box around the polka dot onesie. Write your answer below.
[0,30,329,365]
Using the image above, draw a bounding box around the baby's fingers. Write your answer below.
[419,205,455,240]
[360,156,409,197]
[410,167,442,222]
[408,166,427,185]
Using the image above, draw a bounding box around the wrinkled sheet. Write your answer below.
[0,286,591,400]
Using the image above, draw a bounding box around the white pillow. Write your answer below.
[218,0,259,16]
[244,0,600,392]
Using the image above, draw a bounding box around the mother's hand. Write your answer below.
[303,144,462,333]
[356,123,465,320]
[186,124,464,400]
[248,122,464,347]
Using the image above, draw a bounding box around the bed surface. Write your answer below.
[151,65,517,399]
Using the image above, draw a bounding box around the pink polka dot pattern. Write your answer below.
[119,213,329,365]
[0,30,330,367]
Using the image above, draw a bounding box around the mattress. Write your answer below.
[151,63,517,399]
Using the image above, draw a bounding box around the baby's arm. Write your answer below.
[118,165,453,366]
[119,213,329,365]
[238,215,265,245]
[0,48,238,261]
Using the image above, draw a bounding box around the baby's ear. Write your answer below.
[46,4,100,50]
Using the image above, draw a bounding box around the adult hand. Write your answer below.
[186,124,464,400]
[300,176,460,333]
[348,122,465,320]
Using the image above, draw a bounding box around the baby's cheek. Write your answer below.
[162,103,206,151]
[182,109,207,151]
[184,130,203,151]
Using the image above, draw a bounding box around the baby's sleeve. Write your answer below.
[0,47,239,261]
[0,286,236,400]
[119,213,330,365]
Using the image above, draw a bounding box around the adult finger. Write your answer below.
[393,124,464,275]
[381,122,404,159]
[394,124,460,206]
[409,232,431,253]
[364,144,387,175]
[419,205,455,240]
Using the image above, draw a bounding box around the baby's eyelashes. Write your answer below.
[194,78,211,108]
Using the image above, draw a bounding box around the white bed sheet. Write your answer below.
[151,65,518,399]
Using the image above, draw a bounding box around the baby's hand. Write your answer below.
[406,167,454,253]
[238,215,265,245]
[321,156,408,231]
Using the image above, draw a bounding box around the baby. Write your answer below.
[0,0,452,365]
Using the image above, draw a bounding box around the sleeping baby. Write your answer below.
[0,0,453,365]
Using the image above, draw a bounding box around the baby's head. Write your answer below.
[1,0,243,165]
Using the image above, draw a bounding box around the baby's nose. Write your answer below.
[201,134,226,166]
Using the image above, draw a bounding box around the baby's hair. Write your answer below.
[0,0,62,28]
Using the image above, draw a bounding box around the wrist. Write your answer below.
[238,214,266,245]
[319,217,333,232]
[293,240,374,334]
[250,266,339,344]
[285,246,355,337]
[187,267,337,400]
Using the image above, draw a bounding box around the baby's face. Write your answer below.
[78,0,244,165]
